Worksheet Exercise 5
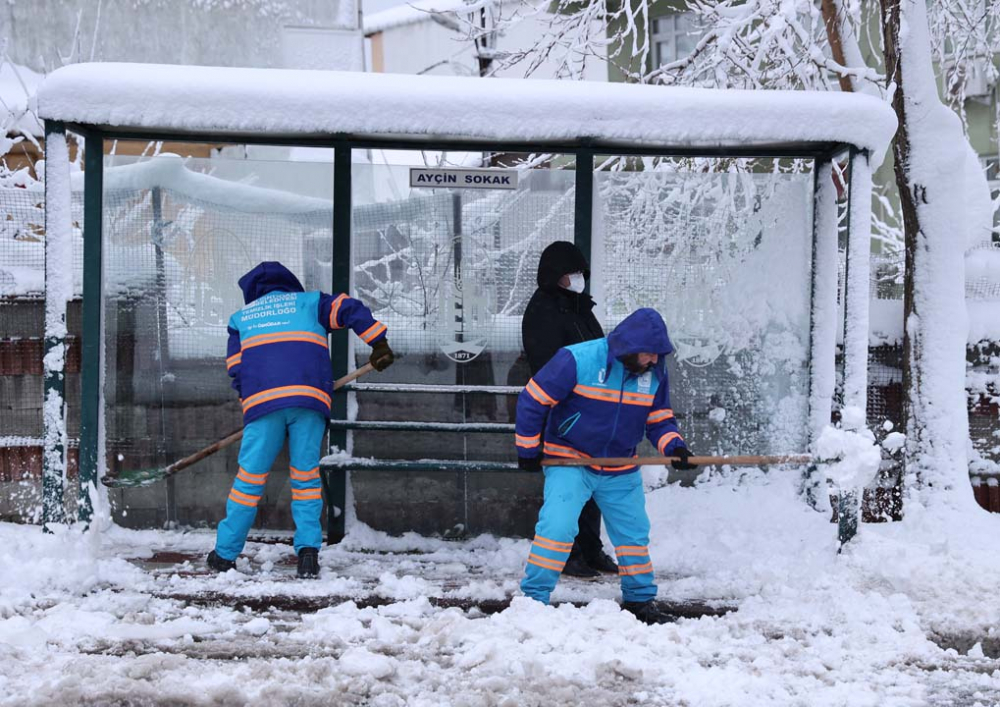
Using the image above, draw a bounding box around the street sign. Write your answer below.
[410,168,519,190]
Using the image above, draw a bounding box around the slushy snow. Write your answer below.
[3,469,1000,706]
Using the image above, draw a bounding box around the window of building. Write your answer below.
[652,13,699,67]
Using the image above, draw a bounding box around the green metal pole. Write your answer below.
[573,148,594,275]
[326,143,352,543]
[78,131,105,525]
[42,122,69,530]
[837,489,860,550]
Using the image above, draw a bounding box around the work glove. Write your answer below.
[369,340,395,372]
[518,456,543,473]
[670,447,698,471]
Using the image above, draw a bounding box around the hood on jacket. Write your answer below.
[536,241,590,290]
[238,261,305,304]
[607,308,674,377]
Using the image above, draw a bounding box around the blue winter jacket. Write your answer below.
[515,308,687,474]
[226,262,387,424]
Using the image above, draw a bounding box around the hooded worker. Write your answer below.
[519,241,615,578]
[208,262,394,578]
[515,308,696,624]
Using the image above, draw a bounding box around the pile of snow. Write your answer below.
[3,471,1000,704]
[812,406,883,491]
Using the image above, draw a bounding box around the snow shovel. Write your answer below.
[542,454,813,468]
[101,363,376,489]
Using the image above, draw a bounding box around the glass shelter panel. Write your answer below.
[102,153,334,527]
[592,168,815,458]
[347,161,576,535]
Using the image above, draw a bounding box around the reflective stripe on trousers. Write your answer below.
[214,407,326,560]
[520,465,656,604]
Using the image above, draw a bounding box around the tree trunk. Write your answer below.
[820,0,854,93]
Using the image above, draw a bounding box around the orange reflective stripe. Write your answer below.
[647,409,674,424]
[533,536,573,553]
[527,553,565,572]
[290,466,320,481]
[657,432,682,455]
[572,384,619,403]
[243,330,328,346]
[615,545,649,557]
[226,353,242,370]
[621,392,654,407]
[228,488,261,506]
[292,489,323,500]
[236,468,268,485]
[242,331,328,350]
[574,384,618,395]
[623,391,654,401]
[525,385,551,407]
[515,433,541,448]
[543,442,636,471]
[359,321,387,343]
[242,385,332,406]
[329,293,347,329]
[242,385,332,412]
[619,562,654,576]
[543,442,589,459]
[525,380,557,407]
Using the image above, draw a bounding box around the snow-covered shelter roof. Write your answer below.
[37,63,896,158]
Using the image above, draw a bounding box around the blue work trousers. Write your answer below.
[521,466,656,604]
[214,407,326,560]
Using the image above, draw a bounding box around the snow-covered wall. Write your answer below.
[2,0,356,73]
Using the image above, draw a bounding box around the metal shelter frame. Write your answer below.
[40,118,871,543]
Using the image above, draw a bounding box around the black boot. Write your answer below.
[206,550,236,573]
[586,550,619,575]
[623,600,676,625]
[562,554,600,579]
[297,547,320,579]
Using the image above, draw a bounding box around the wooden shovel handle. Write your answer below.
[542,454,812,468]
[162,363,376,478]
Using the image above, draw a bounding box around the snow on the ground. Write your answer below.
[3,470,1000,706]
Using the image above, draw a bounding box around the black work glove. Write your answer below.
[518,456,543,472]
[369,340,395,372]
[670,447,698,471]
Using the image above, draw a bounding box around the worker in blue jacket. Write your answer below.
[207,261,394,578]
[515,308,696,624]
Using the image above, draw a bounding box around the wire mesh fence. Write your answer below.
[3,149,1000,528]
[0,186,84,449]
[348,163,575,481]
[100,155,335,527]
[593,167,814,458]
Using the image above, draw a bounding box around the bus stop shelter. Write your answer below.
[35,63,897,540]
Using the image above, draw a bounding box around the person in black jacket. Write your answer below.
[518,240,618,578]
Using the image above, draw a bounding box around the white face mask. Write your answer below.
[565,272,586,294]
